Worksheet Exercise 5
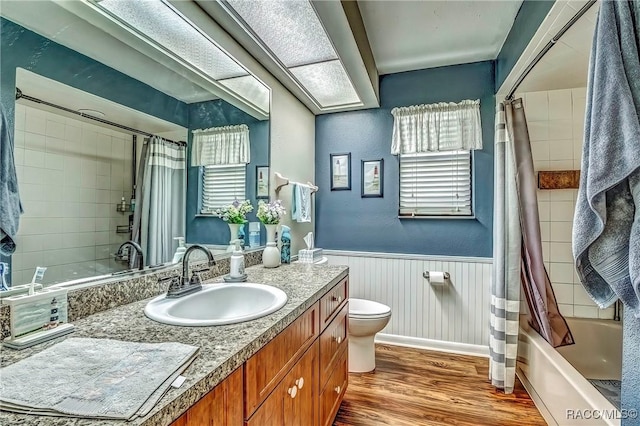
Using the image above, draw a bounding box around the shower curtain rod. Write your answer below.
[15,88,187,147]
[506,0,597,100]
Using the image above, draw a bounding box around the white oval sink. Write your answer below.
[144,283,288,326]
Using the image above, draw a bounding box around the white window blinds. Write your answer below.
[201,164,246,213]
[399,151,472,216]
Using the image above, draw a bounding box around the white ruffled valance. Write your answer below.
[391,99,482,154]
[191,124,250,166]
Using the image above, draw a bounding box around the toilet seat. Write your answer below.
[349,298,391,319]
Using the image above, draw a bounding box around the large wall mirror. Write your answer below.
[0,0,270,287]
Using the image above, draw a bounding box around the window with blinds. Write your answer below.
[200,164,246,213]
[399,150,472,216]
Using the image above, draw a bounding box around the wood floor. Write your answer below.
[334,344,546,426]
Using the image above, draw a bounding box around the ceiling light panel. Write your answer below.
[225,0,338,68]
[219,75,270,114]
[96,0,248,80]
[289,60,361,107]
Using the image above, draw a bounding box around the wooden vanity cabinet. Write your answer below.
[245,275,349,426]
[171,366,243,426]
[172,275,349,426]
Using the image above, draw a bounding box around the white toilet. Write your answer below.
[348,298,391,373]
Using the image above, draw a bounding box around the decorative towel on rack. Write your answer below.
[292,183,312,223]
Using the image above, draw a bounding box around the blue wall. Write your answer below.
[315,61,495,258]
[186,99,269,246]
[495,0,554,91]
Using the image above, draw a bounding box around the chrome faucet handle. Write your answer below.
[160,275,182,293]
[189,271,203,286]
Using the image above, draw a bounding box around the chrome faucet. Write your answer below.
[116,240,144,271]
[165,244,215,298]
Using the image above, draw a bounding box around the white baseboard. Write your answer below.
[375,333,490,358]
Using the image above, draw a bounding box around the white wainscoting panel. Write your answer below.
[325,251,493,348]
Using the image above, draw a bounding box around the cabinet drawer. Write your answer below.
[320,277,348,330]
[319,303,348,387]
[245,303,319,418]
[319,347,348,426]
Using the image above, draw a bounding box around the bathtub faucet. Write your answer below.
[613,299,622,321]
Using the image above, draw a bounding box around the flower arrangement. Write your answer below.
[256,200,286,225]
[215,199,253,224]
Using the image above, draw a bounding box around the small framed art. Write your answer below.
[330,153,351,190]
[361,159,383,197]
[256,165,269,199]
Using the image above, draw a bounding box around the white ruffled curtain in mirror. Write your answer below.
[191,124,250,166]
[391,99,482,154]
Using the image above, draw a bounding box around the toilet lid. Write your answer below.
[349,298,391,318]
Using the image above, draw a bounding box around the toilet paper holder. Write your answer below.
[423,271,450,280]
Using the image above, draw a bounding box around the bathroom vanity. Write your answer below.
[172,273,348,426]
[0,263,349,426]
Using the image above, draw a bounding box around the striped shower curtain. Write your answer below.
[131,137,186,266]
[490,99,574,393]
[490,102,521,393]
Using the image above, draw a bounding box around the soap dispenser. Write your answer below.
[230,241,245,279]
[172,237,186,264]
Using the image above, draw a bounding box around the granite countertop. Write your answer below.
[0,263,349,426]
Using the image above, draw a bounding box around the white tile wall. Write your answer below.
[519,87,614,320]
[11,104,133,285]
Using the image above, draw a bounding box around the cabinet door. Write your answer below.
[283,341,319,426]
[319,347,347,426]
[245,303,319,417]
[172,367,243,426]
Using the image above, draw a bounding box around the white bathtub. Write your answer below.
[517,316,622,426]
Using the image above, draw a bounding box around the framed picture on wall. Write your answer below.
[256,166,269,199]
[361,159,383,198]
[330,153,351,190]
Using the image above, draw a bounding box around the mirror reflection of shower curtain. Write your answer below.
[507,99,573,348]
[131,137,185,266]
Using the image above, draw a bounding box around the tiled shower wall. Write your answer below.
[518,87,614,319]
[11,103,133,285]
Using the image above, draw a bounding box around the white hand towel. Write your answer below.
[292,183,312,223]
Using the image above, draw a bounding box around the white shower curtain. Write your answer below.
[490,102,521,393]
[131,137,186,266]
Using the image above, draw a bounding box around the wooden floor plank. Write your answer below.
[334,344,546,426]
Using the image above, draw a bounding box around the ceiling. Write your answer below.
[16,68,187,136]
[2,0,595,116]
[515,1,597,93]
[357,0,524,75]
